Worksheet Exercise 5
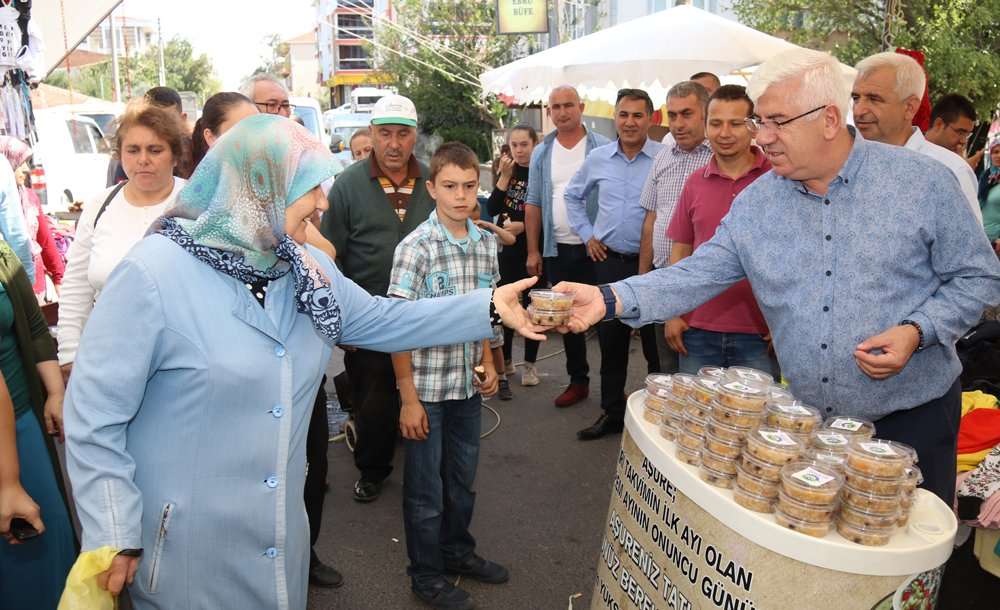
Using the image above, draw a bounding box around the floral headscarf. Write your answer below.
[154,114,344,343]
[0,135,31,170]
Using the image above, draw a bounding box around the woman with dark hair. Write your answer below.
[191,92,258,170]
[57,100,188,381]
[487,124,540,397]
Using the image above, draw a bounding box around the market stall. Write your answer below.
[593,377,957,610]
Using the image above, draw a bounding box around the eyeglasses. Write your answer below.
[254,101,293,115]
[745,105,827,135]
[945,123,974,141]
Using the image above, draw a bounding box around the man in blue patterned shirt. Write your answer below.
[553,49,1000,504]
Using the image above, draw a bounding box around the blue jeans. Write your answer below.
[679,327,780,379]
[403,394,481,584]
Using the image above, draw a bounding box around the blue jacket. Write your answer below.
[65,234,493,610]
[525,128,610,258]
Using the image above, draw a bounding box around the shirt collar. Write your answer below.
[904,126,926,150]
[428,210,482,244]
[703,146,767,179]
[609,136,659,160]
[835,125,865,185]
[670,138,711,157]
[369,154,423,182]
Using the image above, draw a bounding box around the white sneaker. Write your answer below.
[504,360,515,376]
[520,363,540,386]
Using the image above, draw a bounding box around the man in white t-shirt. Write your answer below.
[851,52,982,223]
[525,85,610,407]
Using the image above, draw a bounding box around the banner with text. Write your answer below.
[496,0,549,34]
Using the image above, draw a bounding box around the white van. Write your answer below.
[350,87,392,113]
[32,110,112,211]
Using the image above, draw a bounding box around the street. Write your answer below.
[309,332,644,609]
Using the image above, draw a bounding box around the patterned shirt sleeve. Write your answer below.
[388,237,427,301]
[639,150,664,212]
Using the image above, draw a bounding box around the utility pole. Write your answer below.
[548,0,560,49]
[157,18,167,86]
[109,11,121,102]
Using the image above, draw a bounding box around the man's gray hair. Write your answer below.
[239,73,288,100]
[855,52,926,101]
[748,48,850,119]
[666,80,709,111]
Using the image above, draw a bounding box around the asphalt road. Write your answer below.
[307,332,652,610]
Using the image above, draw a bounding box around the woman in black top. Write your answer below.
[487,125,539,395]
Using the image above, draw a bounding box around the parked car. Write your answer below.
[290,96,328,146]
[350,87,392,113]
[32,110,112,211]
[328,113,371,164]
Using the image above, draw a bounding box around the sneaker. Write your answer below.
[412,577,474,610]
[520,363,540,387]
[497,379,513,401]
[553,383,589,407]
[444,553,510,584]
[352,478,383,503]
[503,360,515,376]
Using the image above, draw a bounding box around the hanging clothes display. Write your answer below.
[0,1,36,142]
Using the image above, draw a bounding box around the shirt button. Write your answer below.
[274,346,286,357]
[825,235,832,241]
[271,406,284,418]
[822,377,829,383]
[824,198,831,205]
[265,476,279,489]
[823,306,829,312]
[826,407,833,412]
[825,270,832,277]
[265,547,278,559]
[821,343,828,349]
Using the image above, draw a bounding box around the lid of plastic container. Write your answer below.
[717,379,768,400]
[807,448,848,468]
[781,460,845,495]
[644,374,673,398]
[821,415,875,437]
[528,289,572,301]
[748,426,805,452]
[698,366,726,378]
[692,375,721,396]
[848,439,914,466]
[672,372,696,391]
[766,401,822,420]
[767,384,795,401]
[726,366,774,386]
[811,430,851,451]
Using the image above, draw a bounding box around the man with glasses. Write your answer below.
[565,88,664,440]
[851,53,980,222]
[240,73,293,117]
[924,93,978,159]
[554,48,1000,504]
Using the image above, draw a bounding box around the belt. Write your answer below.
[604,248,639,261]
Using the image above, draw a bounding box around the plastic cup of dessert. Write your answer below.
[819,415,875,438]
[843,466,903,495]
[677,428,705,452]
[710,399,764,429]
[734,485,776,513]
[841,483,901,515]
[526,305,570,327]
[774,506,832,538]
[706,416,751,443]
[644,393,670,413]
[683,397,713,420]
[736,461,780,498]
[765,401,822,434]
[689,376,721,407]
[806,448,848,470]
[776,488,838,522]
[901,465,923,494]
[704,427,745,459]
[846,439,914,478]
[671,373,697,399]
[643,403,664,425]
[675,444,702,466]
[767,384,795,402]
[528,289,573,311]
[780,460,845,504]
[682,411,708,437]
[838,503,900,529]
[716,378,769,412]
[658,419,677,441]
[645,374,673,399]
[836,519,893,546]
[701,444,739,476]
[699,461,736,489]
[810,430,852,453]
[740,450,784,482]
[745,427,805,465]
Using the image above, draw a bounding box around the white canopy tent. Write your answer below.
[36,0,123,77]
[480,5,855,105]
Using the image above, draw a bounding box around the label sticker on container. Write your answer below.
[828,418,864,432]
[654,388,672,398]
[758,430,797,446]
[723,381,761,395]
[860,442,898,457]
[734,369,768,382]
[791,466,836,488]
[815,432,848,446]
[776,404,812,415]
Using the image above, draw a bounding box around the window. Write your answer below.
[337,45,372,70]
[68,120,94,154]
[88,124,112,154]
[337,14,373,40]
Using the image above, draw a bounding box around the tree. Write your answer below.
[373,0,530,160]
[45,36,221,104]
[731,0,1000,122]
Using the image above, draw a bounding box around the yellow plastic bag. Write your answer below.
[58,546,121,610]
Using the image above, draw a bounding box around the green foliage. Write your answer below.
[44,37,220,104]
[374,0,529,161]
[731,0,1000,120]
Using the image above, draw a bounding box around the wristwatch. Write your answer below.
[900,319,924,351]
[598,284,616,321]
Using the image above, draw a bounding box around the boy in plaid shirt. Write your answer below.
[388,142,509,609]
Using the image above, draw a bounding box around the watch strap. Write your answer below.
[598,284,616,322]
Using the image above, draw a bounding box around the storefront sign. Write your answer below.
[496,0,549,35]
[591,431,944,610]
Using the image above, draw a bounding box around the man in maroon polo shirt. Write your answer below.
[664,85,778,376]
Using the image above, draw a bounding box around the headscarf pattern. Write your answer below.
[154,114,343,343]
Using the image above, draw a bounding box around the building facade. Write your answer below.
[317,0,392,107]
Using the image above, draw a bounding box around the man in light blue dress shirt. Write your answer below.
[565,89,664,440]
[555,49,1000,503]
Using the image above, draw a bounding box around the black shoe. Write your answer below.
[353,478,383,503]
[412,577,474,609]
[309,558,344,588]
[577,414,624,441]
[497,379,513,401]
[444,554,509,584]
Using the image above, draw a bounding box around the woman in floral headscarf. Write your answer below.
[978,136,1000,253]
[62,114,541,609]
[0,136,65,297]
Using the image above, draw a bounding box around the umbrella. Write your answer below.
[480,5,852,105]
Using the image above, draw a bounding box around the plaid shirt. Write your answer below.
[639,140,712,268]
[388,211,500,402]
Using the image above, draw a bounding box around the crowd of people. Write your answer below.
[0,44,999,610]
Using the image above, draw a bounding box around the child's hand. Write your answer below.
[399,400,429,441]
[475,362,499,397]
